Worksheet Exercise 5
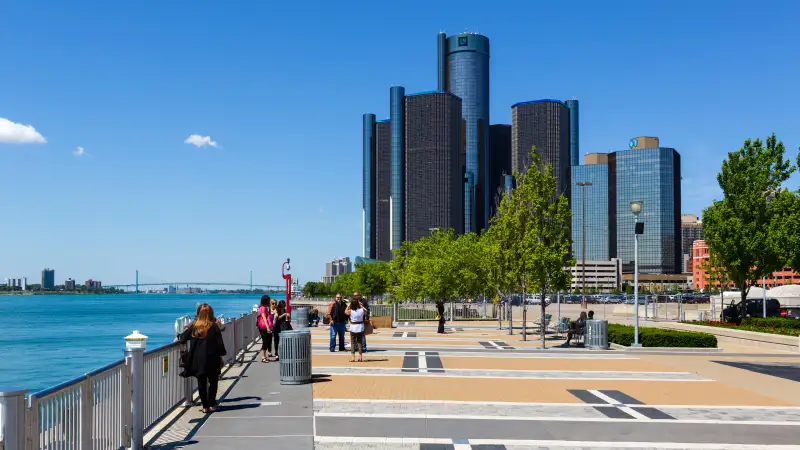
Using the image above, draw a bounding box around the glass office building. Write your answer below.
[438,32,490,232]
[488,124,511,219]
[389,86,406,253]
[362,113,376,259]
[375,120,392,261]
[41,268,55,290]
[404,92,464,242]
[571,163,610,261]
[511,100,572,203]
[565,99,580,167]
[611,145,682,274]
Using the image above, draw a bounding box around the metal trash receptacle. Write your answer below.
[584,320,609,350]
[294,306,310,329]
[279,330,312,385]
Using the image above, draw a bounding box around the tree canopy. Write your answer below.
[702,134,796,304]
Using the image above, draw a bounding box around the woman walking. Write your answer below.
[179,303,227,413]
[271,299,288,361]
[257,295,274,362]
[345,297,367,362]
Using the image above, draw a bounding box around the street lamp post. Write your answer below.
[282,258,292,321]
[630,200,644,347]
[577,182,593,309]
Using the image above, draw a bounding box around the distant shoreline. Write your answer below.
[0,291,281,296]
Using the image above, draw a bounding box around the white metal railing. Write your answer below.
[0,309,259,450]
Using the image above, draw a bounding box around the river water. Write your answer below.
[0,294,267,392]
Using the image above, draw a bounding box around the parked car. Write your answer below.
[722,298,782,322]
[780,307,800,319]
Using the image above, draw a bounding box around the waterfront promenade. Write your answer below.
[144,320,800,450]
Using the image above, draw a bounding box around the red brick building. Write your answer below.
[692,239,800,290]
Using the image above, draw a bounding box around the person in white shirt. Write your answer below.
[345,298,366,362]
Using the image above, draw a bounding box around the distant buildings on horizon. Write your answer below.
[321,257,352,284]
[4,268,104,291]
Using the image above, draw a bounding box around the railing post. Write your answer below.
[26,395,40,450]
[124,331,148,450]
[0,389,27,450]
[80,377,93,450]
[392,303,397,324]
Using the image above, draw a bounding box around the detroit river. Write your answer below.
[0,294,268,392]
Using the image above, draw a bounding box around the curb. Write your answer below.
[609,342,724,353]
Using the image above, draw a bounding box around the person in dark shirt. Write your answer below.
[308,308,320,327]
[179,303,227,413]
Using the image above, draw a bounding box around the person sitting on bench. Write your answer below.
[565,311,587,345]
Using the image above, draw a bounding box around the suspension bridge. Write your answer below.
[104,270,289,293]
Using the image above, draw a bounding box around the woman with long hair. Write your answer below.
[345,298,366,362]
[257,295,274,362]
[271,300,288,361]
[179,303,227,413]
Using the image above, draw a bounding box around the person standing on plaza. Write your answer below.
[257,295,274,362]
[354,291,369,352]
[271,300,288,361]
[179,303,227,413]
[345,296,367,362]
[328,294,348,352]
[436,299,446,334]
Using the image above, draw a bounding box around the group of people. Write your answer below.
[256,295,291,363]
[327,291,370,362]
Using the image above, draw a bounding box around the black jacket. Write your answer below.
[179,324,227,377]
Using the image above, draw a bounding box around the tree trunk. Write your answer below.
[540,286,547,349]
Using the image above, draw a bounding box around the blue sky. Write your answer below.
[1,0,798,286]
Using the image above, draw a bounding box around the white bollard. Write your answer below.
[125,330,148,450]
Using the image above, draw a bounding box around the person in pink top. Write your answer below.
[257,295,275,362]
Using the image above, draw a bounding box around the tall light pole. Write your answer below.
[630,200,644,347]
[577,182,593,309]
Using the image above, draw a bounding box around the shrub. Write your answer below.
[743,317,800,330]
[607,324,717,348]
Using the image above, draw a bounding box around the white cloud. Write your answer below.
[0,117,47,144]
[184,134,218,148]
[72,146,89,157]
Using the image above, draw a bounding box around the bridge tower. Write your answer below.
[249,269,253,292]
[135,269,139,294]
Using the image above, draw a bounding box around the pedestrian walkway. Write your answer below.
[148,322,800,450]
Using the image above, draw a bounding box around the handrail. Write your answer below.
[0,306,260,450]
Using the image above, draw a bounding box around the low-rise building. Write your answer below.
[65,278,76,290]
[566,259,622,292]
[5,277,27,290]
[692,239,800,290]
[85,279,102,289]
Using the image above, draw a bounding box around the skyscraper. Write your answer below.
[41,268,55,290]
[438,32,490,232]
[565,99,580,167]
[390,86,405,253]
[681,214,704,273]
[511,100,572,202]
[572,154,610,261]
[362,113,376,259]
[404,92,464,242]
[487,124,511,219]
[612,137,682,274]
[375,120,392,261]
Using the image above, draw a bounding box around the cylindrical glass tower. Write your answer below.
[439,32,490,232]
[362,113,376,259]
[566,99,580,167]
[389,86,405,254]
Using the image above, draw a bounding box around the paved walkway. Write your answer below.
[148,322,800,450]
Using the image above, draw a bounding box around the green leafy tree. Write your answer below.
[703,134,795,306]
[489,148,573,345]
[451,232,489,300]
[390,229,461,302]
[353,260,391,298]
[301,281,329,298]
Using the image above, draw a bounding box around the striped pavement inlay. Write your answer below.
[392,331,418,338]
[569,389,677,420]
[478,340,515,350]
[399,322,417,327]
[314,367,707,381]
[401,351,445,373]
[314,437,800,449]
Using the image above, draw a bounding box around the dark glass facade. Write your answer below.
[488,124,511,220]
[614,147,682,274]
[390,86,405,253]
[511,100,572,203]
[362,113,376,259]
[439,32,490,232]
[565,99,579,167]
[404,92,464,242]
[571,164,610,261]
[41,268,54,290]
[375,120,392,261]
